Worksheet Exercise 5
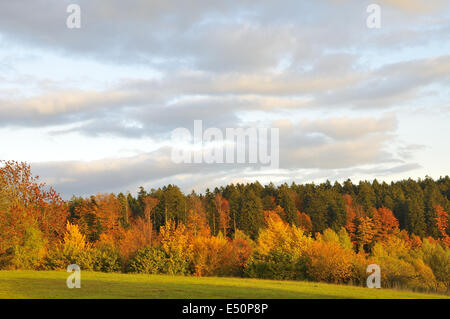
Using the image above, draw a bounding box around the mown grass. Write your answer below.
[0,270,447,299]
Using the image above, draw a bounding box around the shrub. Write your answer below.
[372,235,410,259]
[421,239,450,291]
[93,245,122,272]
[44,222,97,270]
[192,233,232,277]
[227,235,253,276]
[410,259,437,292]
[244,250,307,280]
[305,241,354,284]
[375,256,416,289]
[126,246,166,274]
[8,225,47,270]
[350,253,373,286]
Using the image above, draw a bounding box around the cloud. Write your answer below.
[380,0,448,13]
[0,1,446,196]
[316,55,450,109]
[28,113,418,198]
[1,0,447,71]
[298,115,397,140]
[3,54,449,136]
[273,114,403,169]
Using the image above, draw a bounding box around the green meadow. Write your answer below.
[0,271,447,299]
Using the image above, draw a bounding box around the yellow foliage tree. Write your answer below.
[62,221,91,255]
[257,211,312,257]
[305,241,354,284]
[158,221,194,274]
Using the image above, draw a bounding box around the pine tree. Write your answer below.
[238,189,264,239]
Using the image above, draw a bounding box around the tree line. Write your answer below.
[68,174,450,244]
[0,161,449,293]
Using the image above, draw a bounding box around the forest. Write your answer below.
[0,160,449,293]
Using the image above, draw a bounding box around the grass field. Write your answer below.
[0,270,448,299]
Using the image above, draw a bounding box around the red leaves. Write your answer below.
[373,207,400,241]
[0,160,68,254]
[297,211,312,232]
[434,205,449,246]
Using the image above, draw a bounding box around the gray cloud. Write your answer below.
[29,113,417,197]
[2,55,448,138]
[0,1,447,71]
[1,0,446,196]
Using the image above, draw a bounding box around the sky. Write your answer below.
[0,0,449,198]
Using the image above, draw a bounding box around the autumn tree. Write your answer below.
[93,194,123,237]
[297,211,313,232]
[372,207,400,242]
[119,216,154,260]
[158,220,193,275]
[142,196,159,237]
[0,161,68,258]
[186,194,210,237]
[216,195,231,236]
[434,205,450,246]
[72,197,102,242]
[257,211,311,257]
[192,233,232,276]
[355,216,376,253]
[306,241,355,284]
[344,194,365,244]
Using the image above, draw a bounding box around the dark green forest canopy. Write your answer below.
[68,176,450,239]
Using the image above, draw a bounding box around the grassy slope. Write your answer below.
[0,270,448,299]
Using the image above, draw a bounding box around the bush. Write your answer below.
[421,239,450,291]
[9,225,47,270]
[192,234,232,277]
[93,246,122,272]
[126,246,167,274]
[350,253,373,286]
[244,250,307,280]
[45,246,97,271]
[410,259,437,292]
[305,241,354,284]
[227,235,253,276]
[44,222,97,271]
[375,256,416,289]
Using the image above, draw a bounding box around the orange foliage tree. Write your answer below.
[297,211,313,232]
[306,241,355,283]
[118,216,154,260]
[0,161,68,255]
[372,207,400,242]
[217,196,230,236]
[214,194,230,236]
[344,194,365,244]
[143,196,159,222]
[186,195,210,237]
[434,205,450,246]
[355,216,376,253]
